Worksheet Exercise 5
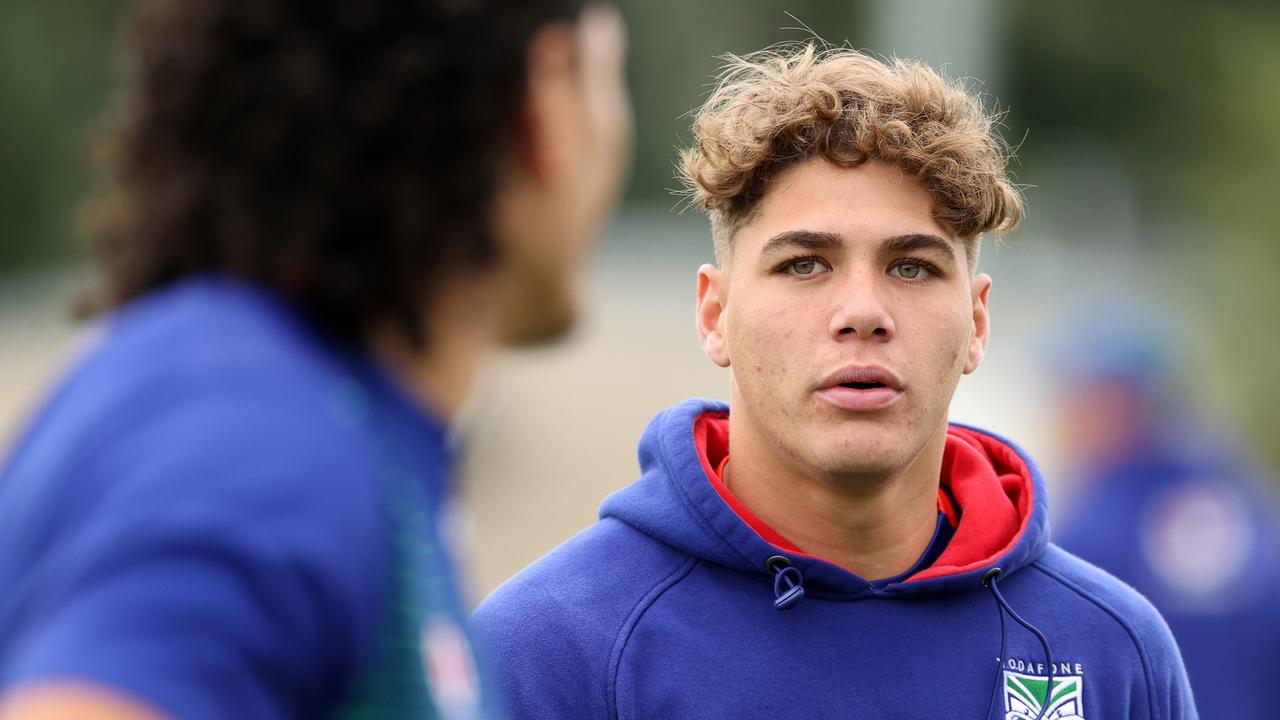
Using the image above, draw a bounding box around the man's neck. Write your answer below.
[370,277,502,422]
[724,409,948,581]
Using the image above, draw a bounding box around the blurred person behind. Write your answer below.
[0,1,630,719]
[1051,297,1280,720]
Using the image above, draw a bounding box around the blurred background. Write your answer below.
[2,0,1278,606]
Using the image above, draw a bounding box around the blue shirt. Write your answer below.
[0,278,492,720]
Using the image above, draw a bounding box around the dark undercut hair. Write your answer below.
[88,0,590,348]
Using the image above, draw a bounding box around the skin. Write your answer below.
[1,5,631,719]
[1053,378,1149,516]
[492,2,632,347]
[695,158,991,580]
[0,687,167,720]
[1059,379,1148,470]
[384,2,631,418]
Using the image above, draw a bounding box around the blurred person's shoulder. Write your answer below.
[0,276,411,718]
[13,275,377,467]
[0,275,393,557]
[68,276,357,423]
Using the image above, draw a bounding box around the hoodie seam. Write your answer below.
[605,554,699,720]
[654,410,766,572]
[1028,561,1160,719]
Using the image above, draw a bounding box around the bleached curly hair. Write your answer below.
[678,43,1023,264]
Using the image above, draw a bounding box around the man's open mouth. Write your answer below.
[815,365,905,411]
[840,381,886,390]
[818,364,903,392]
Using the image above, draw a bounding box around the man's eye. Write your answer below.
[784,258,828,277]
[892,262,929,280]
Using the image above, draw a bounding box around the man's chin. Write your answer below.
[500,300,576,347]
[816,456,907,483]
[805,426,915,481]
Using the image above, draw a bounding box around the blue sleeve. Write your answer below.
[1135,599,1199,719]
[4,397,388,720]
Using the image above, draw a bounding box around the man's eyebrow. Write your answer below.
[882,233,959,260]
[758,230,843,256]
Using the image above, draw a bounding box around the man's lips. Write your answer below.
[814,364,904,412]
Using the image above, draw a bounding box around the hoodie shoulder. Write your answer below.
[470,517,695,720]
[1033,544,1197,719]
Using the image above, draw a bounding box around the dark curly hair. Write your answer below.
[89,0,591,347]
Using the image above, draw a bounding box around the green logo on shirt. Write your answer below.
[1004,670,1084,720]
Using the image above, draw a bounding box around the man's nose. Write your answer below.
[829,271,895,342]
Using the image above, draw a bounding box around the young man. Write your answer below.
[0,1,629,718]
[471,45,1197,719]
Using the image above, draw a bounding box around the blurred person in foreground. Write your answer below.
[0,1,630,718]
[1050,300,1280,720]
[471,44,1196,720]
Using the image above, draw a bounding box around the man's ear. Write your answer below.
[963,273,992,374]
[517,21,578,181]
[696,264,731,368]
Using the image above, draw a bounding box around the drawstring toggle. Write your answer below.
[766,555,805,611]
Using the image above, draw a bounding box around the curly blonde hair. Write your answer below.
[678,43,1022,263]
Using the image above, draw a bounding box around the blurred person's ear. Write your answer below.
[519,19,578,181]
[696,264,731,368]
[492,4,631,346]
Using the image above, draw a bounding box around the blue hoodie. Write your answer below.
[0,278,494,719]
[472,399,1197,720]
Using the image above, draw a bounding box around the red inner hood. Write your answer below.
[692,412,1033,582]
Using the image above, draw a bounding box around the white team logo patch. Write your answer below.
[1003,670,1084,720]
[421,615,481,720]
[1142,481,1251,605]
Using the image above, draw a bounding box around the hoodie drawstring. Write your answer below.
[982,568,1055,720]
[766,555,805,611]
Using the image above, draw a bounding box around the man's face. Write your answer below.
[696,158,991,481]
[496,3,632,345]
